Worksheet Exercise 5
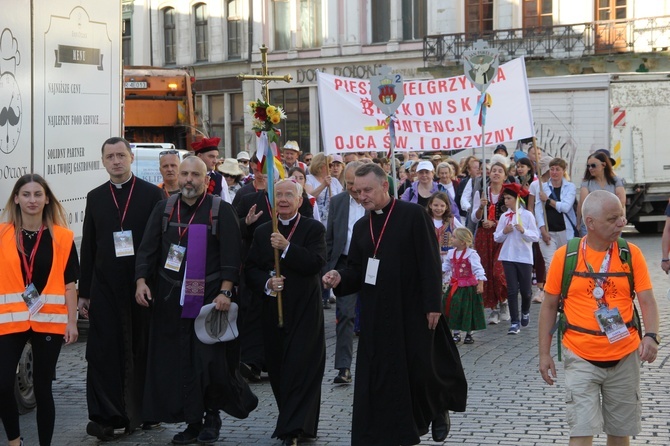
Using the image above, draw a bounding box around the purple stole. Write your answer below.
[181,224,207,319]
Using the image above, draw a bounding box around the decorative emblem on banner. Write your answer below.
[463,40,500,93]
[0,29,23,154]
[370,65,404,116]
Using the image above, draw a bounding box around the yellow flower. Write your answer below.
[248,101,257,108]
[266,105,277,115]
[270,114,281,125]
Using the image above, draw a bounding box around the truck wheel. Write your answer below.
[14,342,36,414]
[633,222,661,234]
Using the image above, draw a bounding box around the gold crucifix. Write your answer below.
[238,44,292,328]
[238,44,292,102]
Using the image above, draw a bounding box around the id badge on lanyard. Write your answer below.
[113,230,134,257]
[165,244,186,272]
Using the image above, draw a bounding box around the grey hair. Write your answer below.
[581,190,619,220]
[275,178,303,197]
[344,160,364,176]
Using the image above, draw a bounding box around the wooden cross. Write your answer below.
[238,44,292,102]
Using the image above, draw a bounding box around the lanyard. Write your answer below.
[581,238,613,306]
[284,214,301,242]
[109,176,136,230]
[19,226,45,286]
[369,199,396,258]
[177,194,207,244]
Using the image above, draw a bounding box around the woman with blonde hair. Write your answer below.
[0,174,79,446]
[304,152,343,225]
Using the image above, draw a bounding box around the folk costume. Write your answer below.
[442,248,487,332]
[134,193,258,424]
[245,214,326,441]
[335,198,467,446]
[191,137,231,203]
[80,174,163,431]
[471,187,508,310]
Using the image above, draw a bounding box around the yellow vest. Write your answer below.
[0,223,73,335]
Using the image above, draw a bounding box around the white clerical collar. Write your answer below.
[279,213,299,226]
[110,173,133,189]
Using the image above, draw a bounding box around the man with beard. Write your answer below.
[135,156,257,444]
[79,137,164,439]
[245,179,326,446]
[323,163,467,446]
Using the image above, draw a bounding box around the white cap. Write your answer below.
[194,302,239,344]
[416,160,434,172]
[236,151,250,161]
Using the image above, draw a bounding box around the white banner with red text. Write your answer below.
[317,57,534,154]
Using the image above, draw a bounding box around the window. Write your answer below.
[465,0,493,37]
[523,0,553,28]
[300,0,322,48]
[372,0,390,43]
[270,88,312,152]
[122,19,131,66]
[194,3,208,62]
[227,0,242,58]
[596,0,626,21]
[274,0,291,51]
[402,0,427,41]
[208,95,225,142]
[230,93,244,156]
[163,7,176,65]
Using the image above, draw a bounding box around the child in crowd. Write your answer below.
[494,183,539,335]
[442,227,486,344]
[426,192,463,289]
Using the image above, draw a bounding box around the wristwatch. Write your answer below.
[218,289,233,298]
[644,332,661,345]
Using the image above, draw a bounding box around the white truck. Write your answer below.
[2,0,122,413]
[528,72,670,233]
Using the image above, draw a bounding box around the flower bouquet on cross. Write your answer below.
[247,98,286,143]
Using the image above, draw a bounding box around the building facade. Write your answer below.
[122,0,670,157]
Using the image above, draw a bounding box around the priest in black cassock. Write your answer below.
[78,137,164,439]
[134,156,258,445]
[245,179,326,446]
[323,163,467,446]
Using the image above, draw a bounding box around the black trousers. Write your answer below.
[502,261,533,324]
[0,329,63,446]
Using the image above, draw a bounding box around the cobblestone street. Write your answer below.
[4,231,670,445]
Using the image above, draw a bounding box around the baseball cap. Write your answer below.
[416,160,434,172]
[331,154,344,164]
[236,151,250,161]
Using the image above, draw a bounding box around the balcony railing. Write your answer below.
[424,15,670,66]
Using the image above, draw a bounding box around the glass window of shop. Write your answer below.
[270,88,312,152]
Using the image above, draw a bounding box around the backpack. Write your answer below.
[554,236,641,361]
[161,193,221,236]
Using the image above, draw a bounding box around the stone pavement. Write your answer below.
[4,231,670,445]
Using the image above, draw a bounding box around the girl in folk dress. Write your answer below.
[442,228,486,344]
[426,192,463,289]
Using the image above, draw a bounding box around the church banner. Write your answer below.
[317,57,534,154]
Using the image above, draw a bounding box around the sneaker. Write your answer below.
[507,323,521,335]
[532,289,544,303]
[323,300,332,309]
[333,368,352,384]
[521,312,530,327]
[487,310,500,325]
[463,334,474,344]
[197,411,221,444]
[452,332,461,343]
[499,302,511,322]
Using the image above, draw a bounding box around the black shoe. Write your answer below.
[282,437,298,446]
[172,423,202,445]
[464,334,474,344]
[240,362,262,382]
[86,421,115,441]
[333,368,352,384]
[142,421,161,430]
[452,333,461,343]
[431,411,451,442]
[197,410,221,444]
[323,301,332,309]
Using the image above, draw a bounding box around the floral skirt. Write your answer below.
[443,285,487,332]
[474,226,507,309]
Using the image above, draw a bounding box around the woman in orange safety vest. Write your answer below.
[0,174,79,446]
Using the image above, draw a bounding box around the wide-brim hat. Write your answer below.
[194,302,239,344]
[283,140,301,152]
[236,151,250,161]
[217,158,244,177]
[538,155,554,175]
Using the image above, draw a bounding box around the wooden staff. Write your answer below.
[533,137,547,221]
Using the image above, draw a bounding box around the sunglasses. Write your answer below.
[238,160,249,164]
[159,150,179,157]
[303,157,312,162]
[587,163,601,169]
